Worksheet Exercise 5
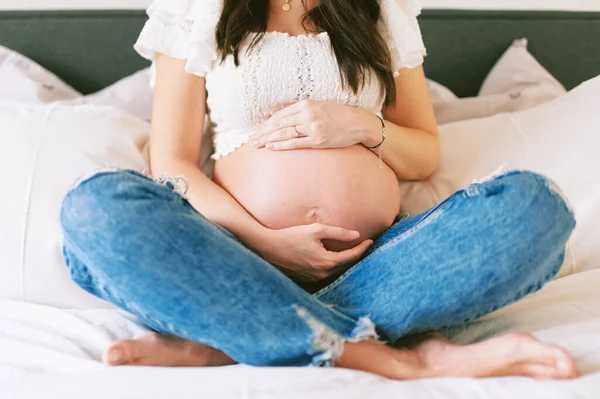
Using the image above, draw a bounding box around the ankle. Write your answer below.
[337,341,428,380]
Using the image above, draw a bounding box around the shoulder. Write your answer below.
[134,0,224,79]
[144,0,223,20]
[378,0,427,74]
[379,0,423,20]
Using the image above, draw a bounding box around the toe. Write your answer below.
[550,346,580,378]
[103,333,160,366]
[502,333,565,367]
[103,342,130,366]
[521,364,570,380]
[502,333,579,379]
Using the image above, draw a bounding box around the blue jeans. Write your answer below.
[60,170,575,367]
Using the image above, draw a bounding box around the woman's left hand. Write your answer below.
[250,99,380,150]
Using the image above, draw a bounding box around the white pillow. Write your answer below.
[401,75,600,279]
[0,102,149,308]
[79,68,154,121]
[429,39,566,125]
[0,45,80,103]
[0,45,154,122]
[427,79,458,104]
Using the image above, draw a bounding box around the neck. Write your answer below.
[267,0,321,34]
[271,0,320,12]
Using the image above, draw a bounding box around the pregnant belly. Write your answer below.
[213,143,401,251]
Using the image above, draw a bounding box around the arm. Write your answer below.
[150,53,268,247]
[363,65,440,180]
[251,66,439,181]
[150,54,371,280]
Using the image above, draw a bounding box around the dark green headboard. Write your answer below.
[0,10,598,96]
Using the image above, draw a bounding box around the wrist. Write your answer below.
[358,111,384,148]
[238,224,275,253]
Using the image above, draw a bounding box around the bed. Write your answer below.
[1,8,600,399]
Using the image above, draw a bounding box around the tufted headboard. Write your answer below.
[0,9,598,96]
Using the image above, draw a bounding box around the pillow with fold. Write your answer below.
[401,75,600,279]
[0,102,148,308]
[428,39,566,125]
[0,45,80,103]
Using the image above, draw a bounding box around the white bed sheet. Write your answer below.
[3,269,600,399]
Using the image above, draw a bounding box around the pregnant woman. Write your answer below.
[61,0,579,380]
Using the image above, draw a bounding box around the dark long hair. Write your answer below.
[215,0,397,108]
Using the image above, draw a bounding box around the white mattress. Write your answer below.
[3,269,600,399]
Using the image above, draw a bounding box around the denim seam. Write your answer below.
[313,200,454,300]
[376,199,455,255]
[453,253,564,326]
[315,170,573,302]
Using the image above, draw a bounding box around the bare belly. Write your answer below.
[213,143,401,251]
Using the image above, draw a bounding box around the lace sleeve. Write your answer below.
[134,0,223,79]
[379,0,427,76]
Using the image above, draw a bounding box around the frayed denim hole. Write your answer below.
[540,176,577,224]
[465,184,480,198]
[154,173,190,197]
[293,306,378,367]
[465,180,506,199]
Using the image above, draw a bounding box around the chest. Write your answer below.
[205,33,384,129]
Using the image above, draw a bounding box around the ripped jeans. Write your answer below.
[60,170,575,367]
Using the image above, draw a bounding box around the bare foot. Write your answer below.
[103,332,236,367]
[338,332,579,380]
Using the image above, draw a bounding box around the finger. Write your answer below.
[253,127,302,147]
[266,137,315,151]
[256,104,305,136]
[270,101,305,120]
[316,226,361,241]
[258,114,306,137]
[331,240,374,266]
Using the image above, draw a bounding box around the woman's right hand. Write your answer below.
[254,224,374,283]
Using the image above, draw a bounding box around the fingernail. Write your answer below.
[266,143,274,149]
[107,348,123,364]
[351,231,360,238]
[252,139,261,147]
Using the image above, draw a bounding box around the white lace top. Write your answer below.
[134,0,427,159]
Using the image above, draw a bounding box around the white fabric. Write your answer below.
[427,78,458,104]
[134,0,427,159]
[0,45,80,103]
[0,44,154,121]
[77,68,154,121]
[429,39,566,125]
[134,0,223,79]
[400,75,600,279]
[3,269,600,398]
[479,39,565,97]
[378,0,427,74]
[0,101,149,308]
